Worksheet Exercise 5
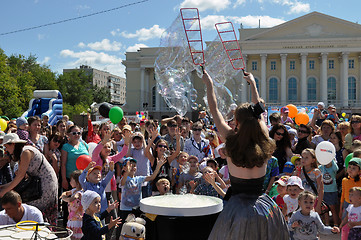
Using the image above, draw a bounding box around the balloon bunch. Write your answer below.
[284,104,310,126]
[99,102,124,124]
[136,111,147,121]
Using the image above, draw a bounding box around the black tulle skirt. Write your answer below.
[208,192,289,240]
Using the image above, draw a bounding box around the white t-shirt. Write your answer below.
[347,204,361,228]
[283,195,299,215]
[0,204,44,225]
[219,165,229,182]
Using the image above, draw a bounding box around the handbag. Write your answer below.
[14,156,43,203]
[302,167,330,215]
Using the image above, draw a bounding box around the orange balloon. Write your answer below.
[295,112,310,125]
[286,104,298,118]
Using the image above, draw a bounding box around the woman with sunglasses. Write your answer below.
[61,125,89,191]
[269,123,293,173]
[202,70,289,239]
[293,124,312,154]
[145,128,181,193]
[184,121,212,163]
[344,115,361,152]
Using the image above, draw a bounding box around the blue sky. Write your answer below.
[1,0,360,78]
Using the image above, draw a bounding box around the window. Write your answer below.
[152,86,156,108]
[271,61,276,70]
[309,60,315,70]
[328,60,334,69]
[269,78,278,102]
[288,77,297,101]
[290,61,295,70]
[327,77,336,100]
[348,76,356,101]
[307,77,317,101]
[349,59,355,69]
[252,61,258,71]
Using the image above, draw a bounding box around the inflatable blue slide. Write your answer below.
[21,90,63,125]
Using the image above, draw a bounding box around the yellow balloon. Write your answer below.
[342,112,346,117]
[0,118,7,131]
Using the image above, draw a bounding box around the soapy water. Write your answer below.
[141,194,221,208]
[154,10,242,120]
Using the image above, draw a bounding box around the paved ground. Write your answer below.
[320,233,340,239]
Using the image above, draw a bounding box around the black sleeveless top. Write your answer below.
[224,173,265,200]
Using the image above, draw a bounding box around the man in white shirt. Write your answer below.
[0,190,43,225]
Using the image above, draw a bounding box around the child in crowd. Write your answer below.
[297,148,324,214]
[340,187,361,240]
[206,158,219,172]
[340,158,361,222]
[16,117,33,146]
[272,176,289,211]
[119,157,166,221]
[86,113,101,144]
[283,176,304,220]
[289,191,340,239]
[171,151,190,186]
[288,128,298,149]
[291,155,302,176]
[191,166,226,198]
[177,156,202,194]
[111,127,124,153]
[264,156,279,194]
[156,178,171,195]
[81,190,121,240]
[126,132,151,197]
[79,161,114,214]
[319,159,339,226]
[60,170,84,240]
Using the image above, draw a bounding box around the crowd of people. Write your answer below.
[0,73,360,239]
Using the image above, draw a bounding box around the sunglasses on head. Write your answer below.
[158,144,168,149]
[193,128,202,132]
[275,131,284,136]
[71,132,81,136]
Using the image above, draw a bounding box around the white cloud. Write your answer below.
[234,0,246,7]
[118,25,165,41]
[60,49,125,77]
[77,39,122,51]
[201,15,285,29]
[126,44,148,52]
[270,0,310,14]
[38,34,45,40]
[180,0,231,12]
[289,1,310,14]
[38,56,50,65]
[76,5,90,11]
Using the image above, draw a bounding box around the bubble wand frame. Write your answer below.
[215,22,247,77]
[180,8,205,67]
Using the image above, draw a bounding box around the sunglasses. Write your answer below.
[158,144,168,149]
[168,125,177,128]
[298,130,309,134]
[275,131,284,136]
[71,132,81,136]
[193,128,202,132]
[351,121,361,124]
[53,138,62,143]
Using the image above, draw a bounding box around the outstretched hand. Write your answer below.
[108,216,122,229]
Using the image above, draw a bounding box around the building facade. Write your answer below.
[123,12,361,118]
[63,65,126,105]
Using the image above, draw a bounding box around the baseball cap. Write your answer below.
[123,157,137,165]
[122,125,132,132]
[283,162,295,174]
[287,176,304,190]
[275,176,290,186]
[281,107,289,114]
[349,158,361,169]
[291,155,301,165]
[86,165,102,178]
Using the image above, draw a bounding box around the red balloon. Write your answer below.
[76,155,92,170]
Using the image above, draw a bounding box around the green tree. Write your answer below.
[93,85,111,103]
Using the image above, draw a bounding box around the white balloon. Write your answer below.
[88,142,98,157]
[315,141,336,165]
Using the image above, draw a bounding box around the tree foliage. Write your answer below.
[0,48,115,119]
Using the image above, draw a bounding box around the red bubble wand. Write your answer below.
[180,8,205,68]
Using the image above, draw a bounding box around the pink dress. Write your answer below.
[67,189,84,240]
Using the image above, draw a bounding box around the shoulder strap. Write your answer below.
[302,167,317,195]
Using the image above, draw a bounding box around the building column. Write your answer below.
[300,53,308,104]
[280,54,287,105]
[260,54,267,100]
[342,52,349,107]
[140,67,145,110]
[145,69,150,109]
[241,55,248,103]
[320,53,328,104]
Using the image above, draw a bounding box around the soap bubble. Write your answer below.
[191,102,198,110]
[189,88,197,102]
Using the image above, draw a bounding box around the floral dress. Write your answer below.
[67,189,84,240]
